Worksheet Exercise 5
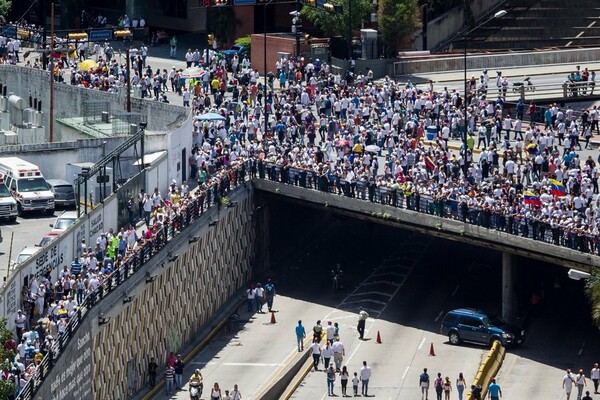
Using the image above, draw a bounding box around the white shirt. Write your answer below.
[591,368,600,380]
[326,325,335,339]
[310,342,321,355]
[360,365,372,380]
[564,373,575,390]
[331,341,344,354]
[322,346,334,358]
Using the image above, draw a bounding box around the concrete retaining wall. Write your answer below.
[253,179,598,272]
[91,186,254,399]
[0,65,189,137]
[394,47,600,75]
[414,0,500,51]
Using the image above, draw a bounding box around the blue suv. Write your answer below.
[440,308,525,347]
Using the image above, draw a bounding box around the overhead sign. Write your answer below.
[2,26,16,39]
[89,29,113,41]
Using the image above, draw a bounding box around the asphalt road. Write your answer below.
[0,208,71,283]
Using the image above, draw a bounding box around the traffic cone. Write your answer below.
[376,331,382,344]
[429,343,436,356]
[270,311,276,324]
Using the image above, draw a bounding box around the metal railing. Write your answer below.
[256,162,600,255]
[16,163,250,400]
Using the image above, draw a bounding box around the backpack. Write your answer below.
[420,373,428,383]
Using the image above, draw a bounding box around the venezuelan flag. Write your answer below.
[523,191,541,206]
[549,179,567,197]
[424,155,436,171]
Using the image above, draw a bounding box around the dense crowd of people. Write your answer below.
[2,32,600,398]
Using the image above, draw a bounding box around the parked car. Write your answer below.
[46,179,76,208]
[13,246,41,266]
[440,308,525,347]
[37,230,62,247]
[49,210,78,232]
[222,44,248,67]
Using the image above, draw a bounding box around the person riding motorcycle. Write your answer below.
[189,369,203,399]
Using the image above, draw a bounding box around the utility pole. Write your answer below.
[347,0,352,61]
[126,48,131,112]
[40,0,48,69]
[295,0,301,60]
[49,3,55,143]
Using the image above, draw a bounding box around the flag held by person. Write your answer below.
[523,191,541,206]
[424,155,435,171]
[549,179,567,197]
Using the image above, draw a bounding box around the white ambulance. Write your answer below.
[0,157,55,216]
[0,172,18,222]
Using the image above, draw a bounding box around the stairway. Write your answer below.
[445,0,600,51]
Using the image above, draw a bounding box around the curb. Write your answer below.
[139,297,245,400]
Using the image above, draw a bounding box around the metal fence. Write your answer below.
[16,164,249,400]
[257,162,599,255]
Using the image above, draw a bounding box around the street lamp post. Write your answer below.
[462,8,507,176]
[264,0,274,141]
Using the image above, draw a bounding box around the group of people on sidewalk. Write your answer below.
[563,364,600,400]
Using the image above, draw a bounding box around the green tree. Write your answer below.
[207,7,241,47]
[378,0,421,56]
[585,269,600,328]
[301,0,373,38]
[0,0,11,18]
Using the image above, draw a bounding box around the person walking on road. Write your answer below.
[147,357,158,387]
[331,337,345,372]
[564,369,576,400]
[254,283,265,312]
[357,309,369,340]
[322,340,334,370]
[340,366,349,397]
[246,284,255,312]
[577,369,588,400]
[264,279,276,312]
[456,372,466,400]
[591,363,600,394]
[174,354,184,390]
[487,377,502,400]
[296,320,306,351]
[310,339,321,371]
[434,373,443,400]
[230,384,242,400]
[352,372,360,396]
[583,390,593,400]
[443,377,452,400]
[165,364,175,395]
[325,321,336,343]
[360,361,372,396]
[211,382,222,400]
[326,365,336,396]
[420,368,430,400]
[313,320,323,342]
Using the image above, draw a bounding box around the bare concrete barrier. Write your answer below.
[467,340,506,400]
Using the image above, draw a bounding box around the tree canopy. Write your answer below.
[301,0,373,38]
[378,0,421,55]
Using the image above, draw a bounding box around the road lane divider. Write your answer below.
[467,340,506,400]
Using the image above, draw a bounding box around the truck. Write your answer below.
[0,157,55,216]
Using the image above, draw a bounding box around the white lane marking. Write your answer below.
[418,337,427,350]
[576,31,585,38]
[588,21,597,28]
[579,342,586,356]
[434,311,444,322]
[565,41,573,47]
[190,361,283,367]
[346,291,394,298]
[451,285,460,297]
[401,366,410,380]
[340,299,388,307]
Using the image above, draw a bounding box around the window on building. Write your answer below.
[163,0,187,18]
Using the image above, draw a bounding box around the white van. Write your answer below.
[0,157,55,215]
[0,172,18,222]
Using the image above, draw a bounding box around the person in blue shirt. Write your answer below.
[295,320,306,352]
[488,377,502,400]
